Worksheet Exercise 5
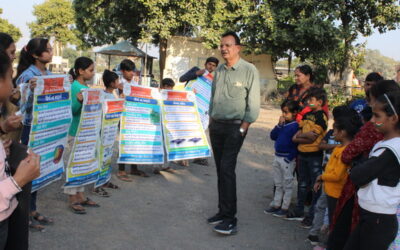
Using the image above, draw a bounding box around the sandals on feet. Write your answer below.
[102,182,119,189]
[93,187,110,197]
[117,173,133,182]
[29,216,46,232]
[69,202,86,214]
[130,170,149,177]
[80,198,100,207]
[32,212,54,225]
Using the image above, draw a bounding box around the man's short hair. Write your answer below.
[120,59,136,71]
[221,31,241,45]
[206,57,219,66]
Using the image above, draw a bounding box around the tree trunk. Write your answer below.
[159,38,168,80]
[287,51,292,75]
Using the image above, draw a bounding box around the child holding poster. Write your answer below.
[93,70,120,197]
[154,78,177,174]
[15,38,53,231]
[117,59,149,180]
[65,57,99,214]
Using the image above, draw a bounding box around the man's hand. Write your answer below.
[0,114,23,133]
[13,152,40,188]
[240,121,250,136]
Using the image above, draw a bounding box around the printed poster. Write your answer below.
[65,89,103,187]
[118,85,164,164]
[29,75,72,192]
[161,90,211,161]
[185,72,213,129]
[95,99,124,188]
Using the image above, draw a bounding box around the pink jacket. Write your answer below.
[0,142,19,222]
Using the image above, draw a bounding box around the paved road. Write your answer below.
[30,106,310,250]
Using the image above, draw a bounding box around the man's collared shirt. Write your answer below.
[209,58,260,123]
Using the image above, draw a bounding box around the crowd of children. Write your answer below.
[0,33,209,248]
[266,65,400,250]
[1,31,400,249]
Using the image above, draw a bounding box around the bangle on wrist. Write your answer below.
[10,177,22,192]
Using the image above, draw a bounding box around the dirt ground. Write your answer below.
[29,105,311,250]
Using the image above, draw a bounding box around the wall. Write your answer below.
[164,36,276,97]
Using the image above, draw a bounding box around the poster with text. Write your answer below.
[29,75,72,192]
[95,99,124,188]
[185,72,213,129]
[118,85,164,164]
[65,89,103,187]
[161,90,211,161]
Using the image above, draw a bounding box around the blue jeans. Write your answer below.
[295,153,322,218]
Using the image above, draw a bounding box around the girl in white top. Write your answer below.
[346,92,400,250]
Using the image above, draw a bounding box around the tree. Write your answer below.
[0,8,22,41]
[73,0,250,79]
[28,0,81,56]
[240,0,400,88]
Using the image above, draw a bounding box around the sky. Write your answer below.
[1,0,400,61]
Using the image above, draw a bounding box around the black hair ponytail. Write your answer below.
[0,33,14,51]
[69,57,94,80]
[15,38,49,81]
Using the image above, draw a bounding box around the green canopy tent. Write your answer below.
[95,41,154,84]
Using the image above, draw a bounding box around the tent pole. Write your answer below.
[108,55,111,69]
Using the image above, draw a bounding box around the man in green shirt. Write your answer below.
[207,32,260,235]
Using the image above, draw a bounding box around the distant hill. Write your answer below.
[358,49,399,80]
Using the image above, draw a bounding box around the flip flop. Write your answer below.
[92,187,110,197]
[103,182,119,189]
[29,216,46,232]
[80,198,100,207]
[130,170,149,177]
[117,173,133,182]
[69,202,86,214]
[32,212,54,225]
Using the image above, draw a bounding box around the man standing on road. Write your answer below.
[207,31,260,235]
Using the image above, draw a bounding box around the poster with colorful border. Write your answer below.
[160,90,211,161]
[184,73,213,130]
[118,85,164,164]
[95,99,124,188]
[65,89,103,187]
[29,75,72,192]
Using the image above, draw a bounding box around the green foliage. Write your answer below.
[0,8,22,41]
[277,75,294,93]
[28,0,80,47]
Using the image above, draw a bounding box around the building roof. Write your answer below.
[96,41,155,58]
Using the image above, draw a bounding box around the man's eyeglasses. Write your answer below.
[219,44,238,49]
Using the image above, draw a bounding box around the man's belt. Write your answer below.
[213,119,242,125]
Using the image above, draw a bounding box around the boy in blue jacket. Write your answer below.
[265,100,300,217]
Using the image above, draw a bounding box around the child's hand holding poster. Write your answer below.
[65,89,103,187]
[161,90,211,161]
[29,75,72,192]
